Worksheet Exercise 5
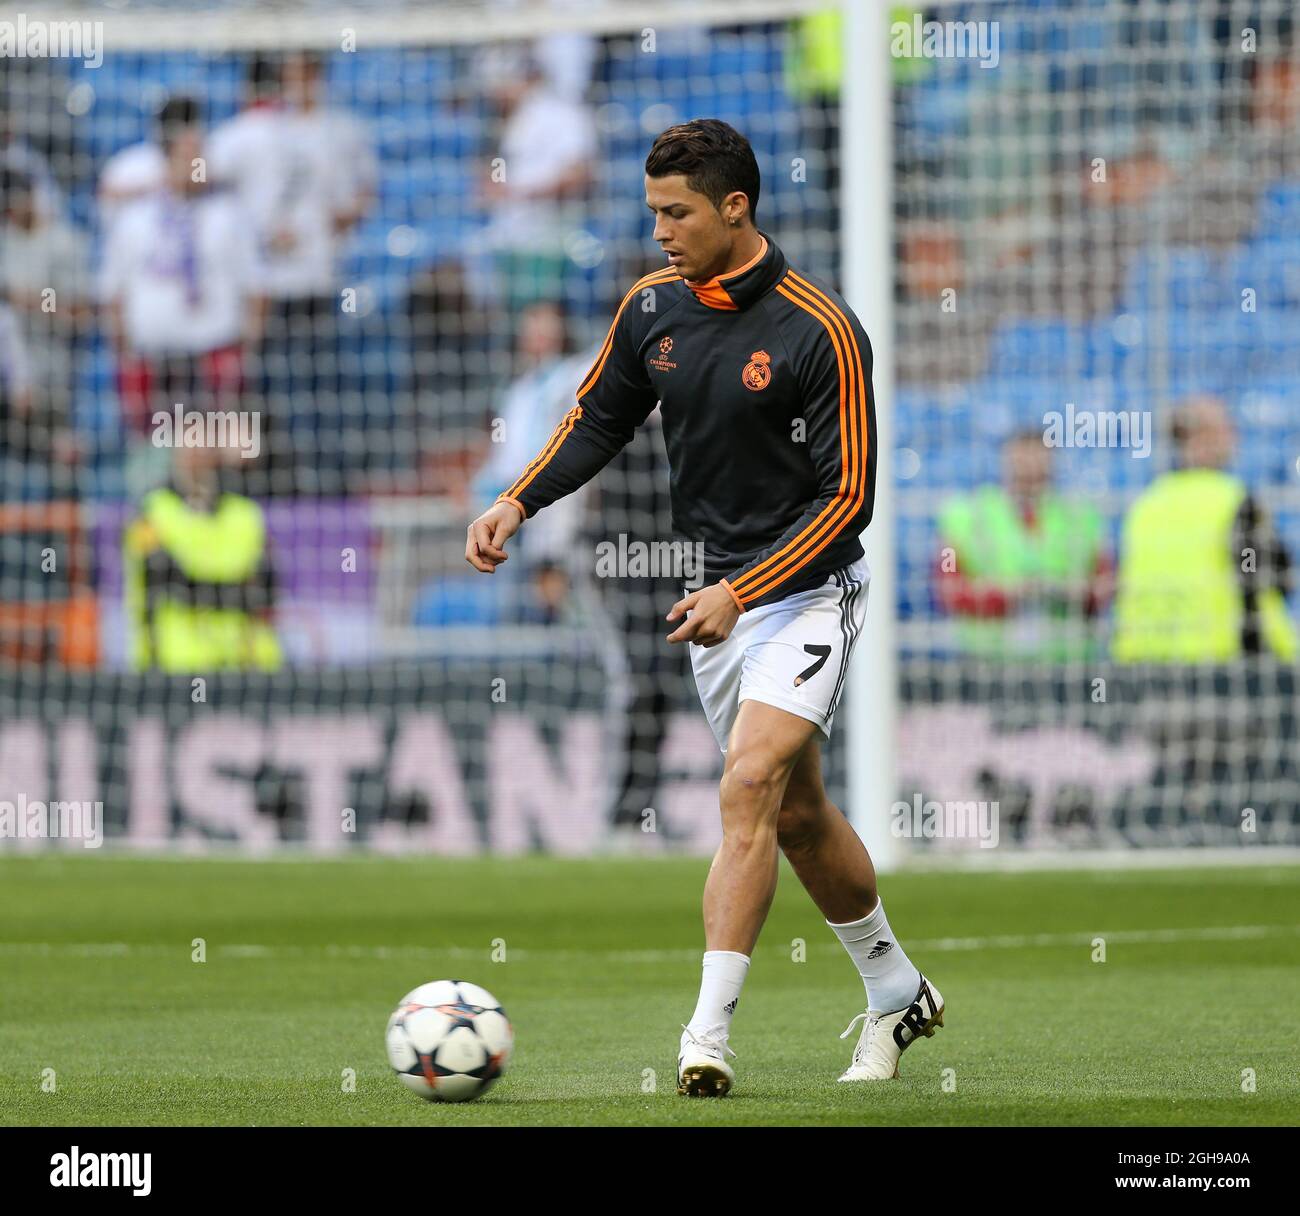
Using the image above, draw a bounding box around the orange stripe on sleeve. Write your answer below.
[578,267,679,396]
[505,269,678,502]
[504,404,583,501]
[731,274,868,599]
[726,276,868,604]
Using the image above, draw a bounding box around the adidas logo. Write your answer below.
[866,940,893,960]
[723,997,739,1015]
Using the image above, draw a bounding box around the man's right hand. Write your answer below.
[465,500,523,573]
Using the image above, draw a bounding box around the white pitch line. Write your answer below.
[910,924,1299,952]
[0,924,1296,963]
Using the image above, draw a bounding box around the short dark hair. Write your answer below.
[247,53,282,98]
[157,94,200,146]
[645,118,761,225]
[0,165,34,206]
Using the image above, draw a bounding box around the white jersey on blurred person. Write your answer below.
[98,188,261,355]
[98,141,166,231]
[0,302,33,402]
[207,102,377,299]
[477,84,597,259]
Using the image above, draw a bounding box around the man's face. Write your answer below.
[282,54,322,108]
[5,192,35,229]
[645,173,731,282]
[517,302,565,363]
[1004,436,1051,500]
[165,128,203,191]
[1178,399,1236,469]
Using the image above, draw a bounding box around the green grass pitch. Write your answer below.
[2,854,1296,1126]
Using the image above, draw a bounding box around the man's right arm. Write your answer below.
[494,286,660,522]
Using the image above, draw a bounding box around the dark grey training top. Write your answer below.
[497,233,877,611]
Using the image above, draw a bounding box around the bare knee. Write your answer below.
[717,753,788,848]
[719,753,785,813]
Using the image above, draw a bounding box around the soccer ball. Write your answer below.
[385,979,513,1103]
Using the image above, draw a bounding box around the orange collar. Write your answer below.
[685,236,769,311]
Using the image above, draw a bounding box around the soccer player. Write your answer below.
[466,119,943,1095]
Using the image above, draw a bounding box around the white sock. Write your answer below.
[687,950,750,1034]
[827,897,921,1013]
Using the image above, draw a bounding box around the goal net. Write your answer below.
[0,0,1296,859]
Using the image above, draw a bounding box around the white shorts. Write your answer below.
[688,557,870,753]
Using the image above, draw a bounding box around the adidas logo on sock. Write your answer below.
[866,940,893,959]
[723,997,739,1015]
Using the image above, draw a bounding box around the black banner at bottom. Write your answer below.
[4,1124,1288,1201]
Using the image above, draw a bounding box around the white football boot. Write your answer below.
[677,1023,737,1097]
[837,974,944,1081]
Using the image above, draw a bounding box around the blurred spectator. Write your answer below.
[473,42,596,313]
[0,165,90,487]
[99,111,265,497]
[0,298,37,491]
[123,442,281,672]
[405,259,504,485]
[412,298,590,627]
[936,428,1112,660]
[473,290,690,837]
[277,50,378,263]
[471,299,595,610]
[1113,397,1297,662]
[98,95,202,231]
[1250,40,1300,133]
[0,84,64,223]
[208,51,377,493]
[487,0,598,102]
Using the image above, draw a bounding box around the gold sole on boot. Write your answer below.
[922,1006,945,1037]
[677,1064,732,1097]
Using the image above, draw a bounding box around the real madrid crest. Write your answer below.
[742,350,772,391]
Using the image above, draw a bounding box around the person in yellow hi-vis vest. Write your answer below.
[124,443,281,671]
[1113,397,1297,663]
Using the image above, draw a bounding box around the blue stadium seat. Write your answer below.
[1240,311,1300,380]
[986,317,1126,380]
[1121,247,1227,317]
[412,576,504,628]
[1227,234,1300,312]
[1256,179,1300,240]
[1236,380,1300,436]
